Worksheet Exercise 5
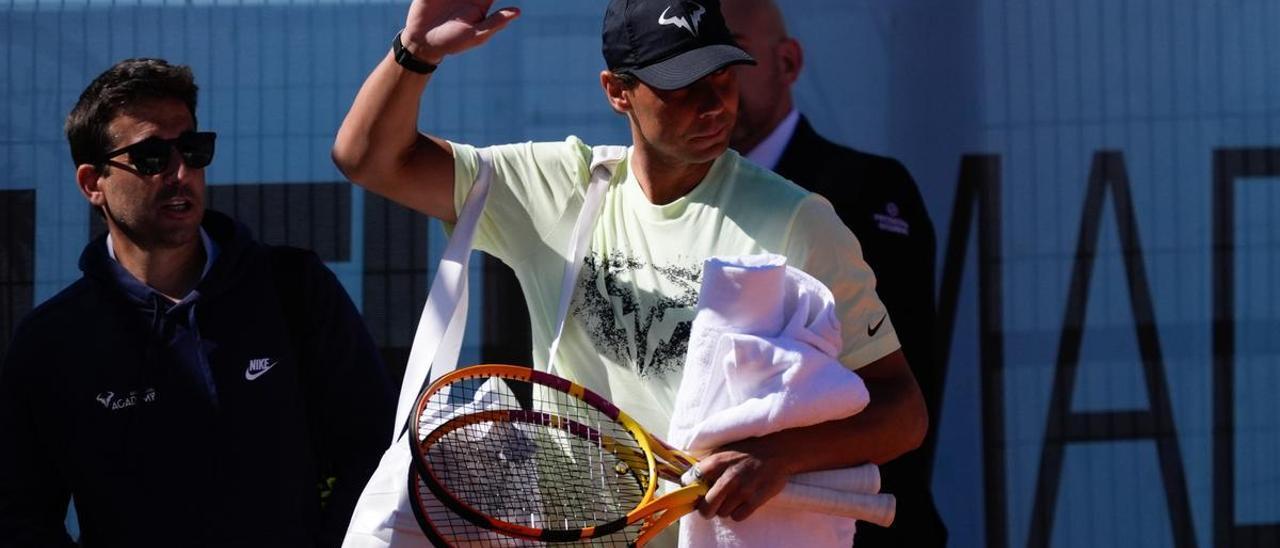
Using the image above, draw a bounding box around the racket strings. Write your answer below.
[412,468,640,546]
[416,373,653,542]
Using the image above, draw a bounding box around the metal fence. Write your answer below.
[3,1,1279,546]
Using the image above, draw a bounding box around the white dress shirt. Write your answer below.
[743,108,801,171]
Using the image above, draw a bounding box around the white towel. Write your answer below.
[668,254,880,548]
[669,254,870,452]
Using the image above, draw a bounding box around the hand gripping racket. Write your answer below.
[408,365,896,546]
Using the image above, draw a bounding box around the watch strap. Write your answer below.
[392,31,438,74]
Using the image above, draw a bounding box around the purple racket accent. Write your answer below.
[503,409,603,443]
[528,368,625,420]
[581,390,624,419]
[527,369,572,392]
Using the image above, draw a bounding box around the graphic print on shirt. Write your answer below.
[95,388,158,411]
[573,251,702,378]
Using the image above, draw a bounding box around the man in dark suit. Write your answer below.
[722,1,945,545]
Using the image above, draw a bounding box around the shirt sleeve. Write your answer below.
[281,249,394,547]
[785,194,901,370]
[449,137,594,264]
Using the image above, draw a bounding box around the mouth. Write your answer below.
[159,197,196,214]
[689,123,730,141]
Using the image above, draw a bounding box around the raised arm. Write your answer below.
[331,0,519,222]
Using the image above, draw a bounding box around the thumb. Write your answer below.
[472,7,520,40]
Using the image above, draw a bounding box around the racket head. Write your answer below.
[409,461,663,547]
[408,463,540,546]
[408,364,664,542]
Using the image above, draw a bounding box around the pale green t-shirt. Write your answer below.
[451,136,900,436]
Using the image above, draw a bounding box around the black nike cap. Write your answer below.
[602,0,756,90]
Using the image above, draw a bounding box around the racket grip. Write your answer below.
[773,482,897,528]
[791,464,880,494]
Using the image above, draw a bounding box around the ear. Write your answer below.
[76,164,107,207]
[600,70,633,114]
[777,37,804,86]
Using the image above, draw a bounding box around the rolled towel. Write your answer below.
[670,254,888,548]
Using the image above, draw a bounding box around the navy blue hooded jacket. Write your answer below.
[0,210,393,547]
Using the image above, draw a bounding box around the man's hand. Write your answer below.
[334,0,521,220]
[403,0,520,64]
[684,349,926,523]
[691,438,792,522]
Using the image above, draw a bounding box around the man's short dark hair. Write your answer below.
[65,58,198,168]
[612,71,641,90]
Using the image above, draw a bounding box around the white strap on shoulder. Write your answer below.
[544,145,628,377]
[391,149,495,443]
[392,144,624,438]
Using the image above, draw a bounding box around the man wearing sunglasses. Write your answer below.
[0,58,394,547]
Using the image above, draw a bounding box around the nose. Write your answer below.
[694,69,737,119]
[161,146,186,184]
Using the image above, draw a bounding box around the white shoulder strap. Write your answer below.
[391,149,495,442]
[545,145,627,376]
[392,144,626,440]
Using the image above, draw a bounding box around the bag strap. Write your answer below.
[391,149,496,442]
[545,145,627,376]
[393,145,628,441]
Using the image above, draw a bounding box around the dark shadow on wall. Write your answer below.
[0,190,36,362]
[361,191,430,393]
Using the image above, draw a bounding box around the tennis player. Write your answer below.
[334,0,926,527]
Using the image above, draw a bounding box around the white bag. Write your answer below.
[342,146,627,547]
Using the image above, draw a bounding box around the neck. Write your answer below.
[629,134,716,206]
[110,229,206,301]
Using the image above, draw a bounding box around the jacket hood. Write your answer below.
[76,209,258,406]
[79,209,261,304]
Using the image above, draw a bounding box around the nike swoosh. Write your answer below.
[867,315,887,337]
[244,361,277,381]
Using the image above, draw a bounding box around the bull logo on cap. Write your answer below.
[658,2,706,36]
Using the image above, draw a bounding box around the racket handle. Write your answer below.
[773,482,897,527]
[791,464,880,494]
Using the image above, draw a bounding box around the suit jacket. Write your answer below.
[772,116,946,547]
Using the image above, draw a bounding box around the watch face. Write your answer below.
[394,32,408,58]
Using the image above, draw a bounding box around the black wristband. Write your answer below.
[392,31,438,74]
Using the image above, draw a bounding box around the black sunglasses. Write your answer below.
[100,131,217,176]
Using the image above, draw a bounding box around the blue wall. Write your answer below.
[3,1,1279,546]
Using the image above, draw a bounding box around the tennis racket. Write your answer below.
[408,364,895,547]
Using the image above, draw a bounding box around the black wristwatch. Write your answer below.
[392,31,438,74]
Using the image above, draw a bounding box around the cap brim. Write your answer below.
[629,44,756,91]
